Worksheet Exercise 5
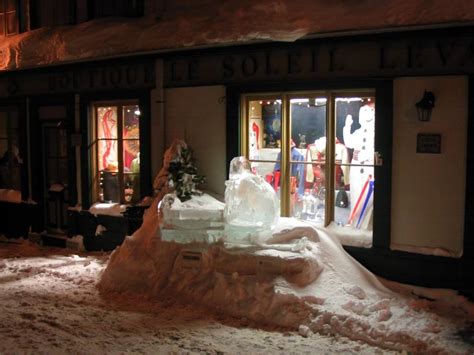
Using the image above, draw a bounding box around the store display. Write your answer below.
[343,101,375,230]
[246,97,375,231]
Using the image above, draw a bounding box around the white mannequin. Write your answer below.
[343,102,375,229]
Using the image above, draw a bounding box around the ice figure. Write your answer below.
[224,157,280,242]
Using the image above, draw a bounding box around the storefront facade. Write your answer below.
[0,26,472,296]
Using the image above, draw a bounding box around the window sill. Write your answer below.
[325,222,373,248]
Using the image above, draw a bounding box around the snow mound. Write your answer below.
[99,211,473,353]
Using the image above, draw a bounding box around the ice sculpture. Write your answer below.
[159,192,226,244]
[224,157,280,242]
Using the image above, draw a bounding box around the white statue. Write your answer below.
[343,102,375,229]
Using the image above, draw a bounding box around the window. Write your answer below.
[91,101,141,204]
[31,0,75,28]
[91,0,143,18]
[0,107,21,190]
[0,0,18,36]
[243,91,376,244]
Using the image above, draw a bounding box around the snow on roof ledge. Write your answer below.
[1,0,474,71]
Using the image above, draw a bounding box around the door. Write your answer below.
[42,122,69,233]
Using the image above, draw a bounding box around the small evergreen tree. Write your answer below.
[167,146,205,201]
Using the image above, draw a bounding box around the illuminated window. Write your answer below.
[0,107,21,190]
[242,91,376,243]
[0,0,18,36]
[92,102,141,203]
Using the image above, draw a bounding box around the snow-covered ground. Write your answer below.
[0,239,404,354]
[0,237,473,354]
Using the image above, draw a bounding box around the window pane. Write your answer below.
[248,99,281,162]
[0,113,7,138]
[290,161,325,223]
[0,139,7,159]
[247,160,281,203]
[58,128,68,158]
[58,158,69,184]
[97,106,117,139]
[100,169,119,203]
[0,1,4,12]
[46,128,57,157]
[6,12,17,35]
[0,15,4,37]
[336,96,375,231]
[124,173,139,203]
[97,106,118,171]
[122,105,140,138]
[98,139,118,171]
[289,97,327,222]
[123,139,139,171]
[5,0,15,12]
[46,158,58,184]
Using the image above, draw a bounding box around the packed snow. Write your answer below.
[1,0,474,70]
[96,151,473,354]
[0,238,404,354]
[0,236,472,354]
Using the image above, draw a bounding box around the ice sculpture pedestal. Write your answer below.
[160,193,226,244]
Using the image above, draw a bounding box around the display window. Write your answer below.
[242,91,376,241]
[91,101,141,204]
[0,107,21,191]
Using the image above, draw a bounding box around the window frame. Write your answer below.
[0,106,21,191]
[0,0,18,36]
[91,99,141,204]
[241,88,376,227]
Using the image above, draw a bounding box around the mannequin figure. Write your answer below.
[343,101,375,229]
[274,139,305,195]
[305,137,349,191]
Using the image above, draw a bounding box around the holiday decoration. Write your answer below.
[167,144,205,202]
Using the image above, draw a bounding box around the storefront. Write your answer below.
[161,27,473,294]
[0,58,155,249]
[0,26,472,295]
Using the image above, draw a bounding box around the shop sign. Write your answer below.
[47,63,156,92]
[164,35,474,86]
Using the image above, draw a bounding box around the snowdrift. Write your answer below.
[99,200,473,353]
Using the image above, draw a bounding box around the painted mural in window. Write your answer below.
[244,92,375,243]
[0,0,18,36]
[0,108,21,190]
[94,102,140,204]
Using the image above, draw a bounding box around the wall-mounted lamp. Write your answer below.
[415,90,436,122]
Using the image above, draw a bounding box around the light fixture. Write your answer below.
[415,90,436,122]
